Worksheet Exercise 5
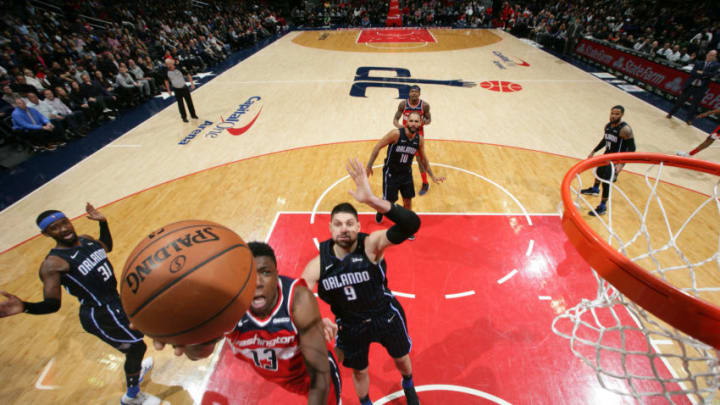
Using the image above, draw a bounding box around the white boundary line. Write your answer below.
[538,296,552,300]
[525,240,535,256]
[445,290,475,299]
[393,291,416,299]
[310,162,535,226]
[497,269,518,285]
[374,383,512,405]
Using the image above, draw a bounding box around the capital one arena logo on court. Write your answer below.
[178,96,263,145]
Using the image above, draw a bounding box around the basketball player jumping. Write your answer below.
[302,158,423,405]
[368,111,444,236]
[393,85,432,195]
[676,106,720,157]
[581,105,636,216]
[155,242,342,405]
[0,203,153,405]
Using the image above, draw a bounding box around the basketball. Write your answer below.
[120,220,256,345]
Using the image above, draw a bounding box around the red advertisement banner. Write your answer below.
[575,38,720,110]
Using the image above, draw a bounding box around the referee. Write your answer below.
[164,58,198,122]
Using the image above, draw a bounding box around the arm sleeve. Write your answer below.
[592,138,605,153]
[22,298,61,314]
[384,204,421,244]
[98,220,113,252]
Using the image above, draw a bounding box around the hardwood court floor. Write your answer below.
[1,29,718,404]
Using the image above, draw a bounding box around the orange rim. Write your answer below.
[561,152,720,349]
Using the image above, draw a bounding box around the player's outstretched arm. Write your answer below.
[1,256,67,317]
[417,136,444,184]
[366,129,400,176]
[301,255,321,291]
[422,101,431,125]
[393,101,405,128]
[85,202,113,252]
[292,285,331,405]
[346,158,420,261]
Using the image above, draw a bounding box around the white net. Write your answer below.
[552,159,720,404]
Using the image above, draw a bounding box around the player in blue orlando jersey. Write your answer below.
[580,105,636,216]
[303,158,422,405]
[0,203,153,405]
[366,112,444,237]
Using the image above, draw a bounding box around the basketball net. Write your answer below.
[552,153,720,403]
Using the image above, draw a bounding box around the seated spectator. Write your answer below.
[115,64,145,105]
[80,72,119,113]
[680,50,695,64]
[666,45,682,63]
[633,37,650,53]
[42,89,86,136]
[25,92,71,138]
[11,74,40,97]
[10,97,65,151]
[2,85,19,108]
[23,68,49,93]
[657,42,672,59]
[128,59,157,95]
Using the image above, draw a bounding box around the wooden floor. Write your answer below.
[1,29,718,404]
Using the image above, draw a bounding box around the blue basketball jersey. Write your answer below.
[49,237,120,306]
[318,233,394,323]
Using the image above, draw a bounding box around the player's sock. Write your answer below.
[420,172,428,185]
[360,394,373,405]
[402,374,414,389]
[126,385,140,398]
[690,147,700,156]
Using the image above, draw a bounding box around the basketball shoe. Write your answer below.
[418,183,429,196]
[120,391,149,405]
[408,235,415,241]
[580,186,599,196]
[589,203,607,216]
[139,357,153,384]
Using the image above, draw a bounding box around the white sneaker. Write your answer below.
[139,357,153,383]
[121,391,148,405]
[676,151,690,157]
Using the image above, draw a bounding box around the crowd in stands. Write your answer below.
[1,0,719,155]
[0,0,287,153]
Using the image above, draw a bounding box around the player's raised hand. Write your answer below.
[85,203,106,222]
[0,291,24,317]
[365,165,374,177]
[347,158,374,204]
[322,317,338,342]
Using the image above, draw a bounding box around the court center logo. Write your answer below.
[492,51,530,70]
[349,67,475,99]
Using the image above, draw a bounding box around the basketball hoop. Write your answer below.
[552,152,720,402]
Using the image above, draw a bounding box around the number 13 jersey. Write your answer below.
[226,276,310,395]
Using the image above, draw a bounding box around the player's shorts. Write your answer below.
[335,297,412,370]
[710,124,720,140]
[382,170,415,202]
[79,301,144,351]
[596,164,619,183]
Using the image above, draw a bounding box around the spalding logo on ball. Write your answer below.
[120,220,256,345]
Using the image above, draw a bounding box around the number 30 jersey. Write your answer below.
[225,276,310,395]
[318,233,393,323]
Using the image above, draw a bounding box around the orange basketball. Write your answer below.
[120,220,256,345]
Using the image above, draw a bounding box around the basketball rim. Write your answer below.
[560,152,720,349]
